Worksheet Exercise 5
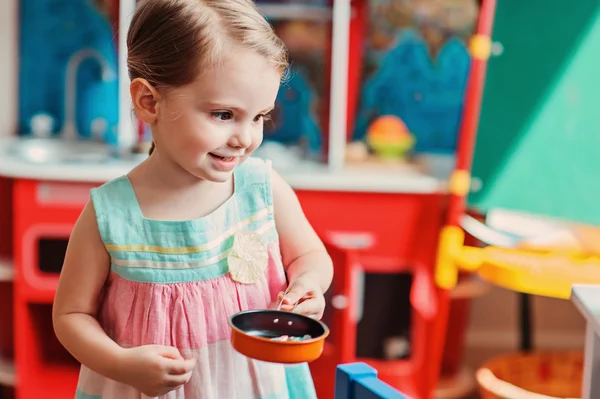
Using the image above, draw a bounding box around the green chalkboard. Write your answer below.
[469,0,600,226]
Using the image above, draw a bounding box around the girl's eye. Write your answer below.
[212,111,233,121]
[254,113,272,123]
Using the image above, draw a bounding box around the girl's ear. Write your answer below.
[130,78,161,124]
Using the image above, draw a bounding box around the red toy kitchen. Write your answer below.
[0,0,496,398]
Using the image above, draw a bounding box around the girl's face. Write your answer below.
[153,47,282,183]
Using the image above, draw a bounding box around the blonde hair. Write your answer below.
[127,0,289,154]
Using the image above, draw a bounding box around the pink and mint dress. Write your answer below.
[75,158,317,399]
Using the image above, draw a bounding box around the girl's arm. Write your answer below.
[272,169,333,295]
[52,201,126,380]
[53,202,195,395]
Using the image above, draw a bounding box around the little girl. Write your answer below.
[52,0,333,398]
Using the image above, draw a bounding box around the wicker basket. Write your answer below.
[475,351,583,399]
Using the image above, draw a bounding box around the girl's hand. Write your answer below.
[278,274,326,320]
[119,344,196,396]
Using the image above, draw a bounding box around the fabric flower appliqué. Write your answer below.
[227,230,268,284]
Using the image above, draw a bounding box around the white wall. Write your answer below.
[0,0,18,137]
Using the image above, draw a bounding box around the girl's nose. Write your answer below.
[230,125,253,148]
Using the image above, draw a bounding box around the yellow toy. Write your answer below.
[436,221,600,299]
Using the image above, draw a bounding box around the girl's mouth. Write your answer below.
[209,153,236,162]
[208,153,239,170]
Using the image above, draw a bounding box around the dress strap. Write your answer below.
[89,176,143,246]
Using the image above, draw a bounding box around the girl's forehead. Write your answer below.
[172,51,282,109]
[205,48,280,79]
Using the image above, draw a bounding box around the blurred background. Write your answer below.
[0,0,599,398]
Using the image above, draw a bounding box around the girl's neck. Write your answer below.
[134,150,223,194]
[127,151,235,222]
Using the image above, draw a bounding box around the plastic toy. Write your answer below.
[438,242,600,299]
[270,334,313,342]
[335,363,409,399]
[366,115,415,159]
[229,309,329,364]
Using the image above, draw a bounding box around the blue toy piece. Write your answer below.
[354,30,470,154]
[263,67,322,153]
[334,363,408,399]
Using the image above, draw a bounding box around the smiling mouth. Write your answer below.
[209,153,237,162]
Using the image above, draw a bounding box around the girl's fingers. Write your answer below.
[279,293,313,311]
[292,298,323,318]
[281,283,309,306]
[167,370,194,387]
[166,357,196,375]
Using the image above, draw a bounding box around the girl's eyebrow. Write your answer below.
[204,102,245,113]
[204,102,275,115]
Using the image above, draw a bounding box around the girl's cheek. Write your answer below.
[246,141,260,154]
[252,131,264,147]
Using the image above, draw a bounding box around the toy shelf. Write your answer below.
[11,179,92,399]
[18,226,71,305]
